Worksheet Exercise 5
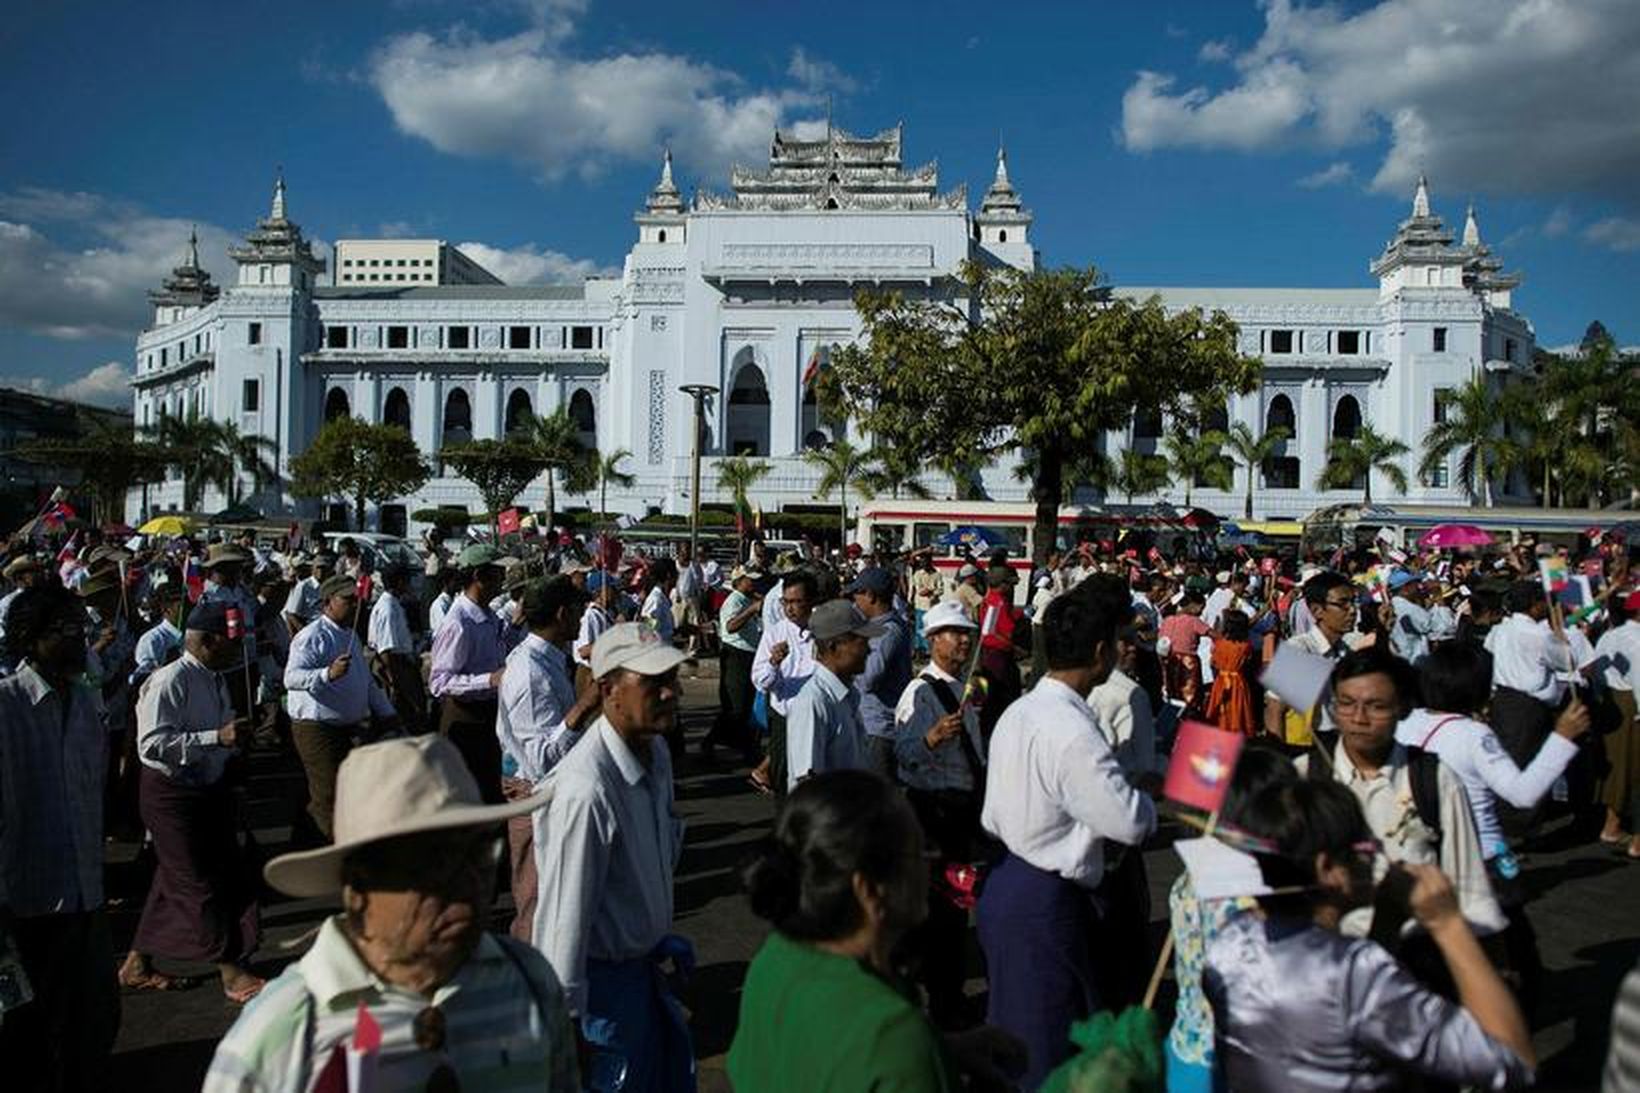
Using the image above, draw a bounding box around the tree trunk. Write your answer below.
[839,479,848,550]
[599,477,607,523]
[355,491,367,532]
[1031,446,1064,567]
[1363,474,1372,505]
[1243,462,1254,521]
[545,473,556,528]
[1480,451,1493,508]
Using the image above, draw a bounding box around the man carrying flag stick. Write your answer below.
[196,544,261,721]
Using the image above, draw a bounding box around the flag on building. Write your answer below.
[801,343,830,387]
[1164,720,1245,815]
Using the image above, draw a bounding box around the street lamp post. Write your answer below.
[678,383,719,562]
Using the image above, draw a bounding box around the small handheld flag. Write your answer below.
[1539,556,1569,595]
[225,607,244,641]
[496,507,521,537]
[356,573,374,602]
[1163,720,1245,815]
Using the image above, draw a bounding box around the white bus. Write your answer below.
[1300,502,1632,553]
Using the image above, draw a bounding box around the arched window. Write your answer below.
[726,355,770,456]
[998,229,1008,243]
[568,389,596,449]
[324,386,350,423]
[1332,394,1361,440]
[505,389,534,436]
[441,388,472,447]
[383,387,411,431]
[657,229,667,243]
[1263,394,1299,489]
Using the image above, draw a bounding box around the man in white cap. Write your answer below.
[204,735,578,1092]
[532,622,695,1092]
[783,600,882,791]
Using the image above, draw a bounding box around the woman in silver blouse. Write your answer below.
[1204,779,1535,1091]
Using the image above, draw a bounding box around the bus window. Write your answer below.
[972,525,1028,558]
[913,522,950,552]
[870,523,906,556]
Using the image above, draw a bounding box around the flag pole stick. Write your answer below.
[1142,807,1220,1011]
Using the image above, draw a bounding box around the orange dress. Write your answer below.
[1204,638,1258,736]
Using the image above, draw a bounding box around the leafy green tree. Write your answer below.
[14,421,170,526]
[822,264,1260,564]
[1110,450,1171,505]
[1223,422,1291,520]
[289,417,430,531]
[594,448,637,519]
[1519,333,1639,507]
[1418,375,1520,507]
[716,454,772,557]
[803,438,874,547]
[1163,426,1232,508]
[441,439,548,531]
[862,447,932,500]
[517,408,588,525]
[1317,423,1410,504]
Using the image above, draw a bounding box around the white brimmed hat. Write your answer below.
[922,599,978,636]
[591,621,690,679]
[263,736,546,898]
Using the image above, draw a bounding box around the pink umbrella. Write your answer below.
[1419,524,1494,549]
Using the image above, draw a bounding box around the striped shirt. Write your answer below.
[204,916,579,1093]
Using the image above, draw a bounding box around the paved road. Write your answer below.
[109,673,1639,1091]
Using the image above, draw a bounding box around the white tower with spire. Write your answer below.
[635,149,686,245]
[974,145,1036,269]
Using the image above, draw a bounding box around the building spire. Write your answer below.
[185,225,200,268]
[1412,173,1430,218]
[661,148,674,188]
[1462,202,1481,247]
[994,144,1010,186]
[643,147,685,215]
[271,168,287,221]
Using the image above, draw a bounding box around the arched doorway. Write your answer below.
[1332,394,1362,440]
[383,387,411,431]
[726,356,770,456]
[568,389,596,450]
[505,389,534,437]
[324,386,350,423]
[1263,394,1299,489]
[441,388,472,447]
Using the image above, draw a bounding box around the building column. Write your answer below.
[1299,378,1329,495]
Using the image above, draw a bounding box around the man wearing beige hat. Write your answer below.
[533,622,695,1093]
[0,553,45,675]
[197,542,261,719]
[204,735,579,1092]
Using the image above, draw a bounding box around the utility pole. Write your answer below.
[679,383,719,562]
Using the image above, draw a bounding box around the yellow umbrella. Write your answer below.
[138,515,196,537]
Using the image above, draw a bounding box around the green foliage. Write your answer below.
[1508,334,1639,507]
[1418,375,1520,507]
[516,407,589,521]
[142,407,278,511]
[1039,1008,1163,1093]
[1163,425,1233,507]
[803,437,873,544]
[862,447,933,500]
[1223,421,1291,520]
[14,419,170,525]
[440,439,547,523]
[823,263,1260,562]
[289,416,430,531]
[1317,422,1409,504]
[1110,450,1172,504]
[592,447,636,516]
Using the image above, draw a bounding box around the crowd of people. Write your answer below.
[0,515,1637,1091]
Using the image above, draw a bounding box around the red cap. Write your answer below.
[1625,589,1640,612]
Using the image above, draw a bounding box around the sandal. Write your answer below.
[223,976,266,1005]
[746,770,774,797]
[119,968,193,992]
[1599,831,1629,846]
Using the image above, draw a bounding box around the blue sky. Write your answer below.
[2,0,1637,406]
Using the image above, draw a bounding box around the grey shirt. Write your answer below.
[135,650,236,786]
[853,609,912,740]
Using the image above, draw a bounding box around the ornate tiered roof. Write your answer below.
[228,173,326,274]
[695,123,967,211]
[149,228,219,308]
[976,147,1031,225]
[1369,176,1520,296]
[643,149,685,215]
[1459,204,1521,295]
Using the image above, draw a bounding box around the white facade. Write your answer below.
[129,135,1534,530]
[333,239,502,287]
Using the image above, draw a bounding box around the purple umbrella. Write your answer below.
[1419,524,1494,549]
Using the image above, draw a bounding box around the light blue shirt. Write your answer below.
[1390,595,1434,663]
[134,651,236,786]
[429,593,506,699]
[284,614,395,724]
[496,634,582,785]
[784,664,867,791]
[131,618,183,687]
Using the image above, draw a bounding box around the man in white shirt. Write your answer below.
[285,575,400,839]
[750,570,818,796]
[784,600,880,791]
[367,566,425,731]
[1265,571,1361,746]
[1388,570,1436,664]
[1592,589,1640,855]
[532,623,694,1092]
[1086,625,1161,783]
[977,574,1157,1090]
[1485,581,1573,836]
[281,552,332,637]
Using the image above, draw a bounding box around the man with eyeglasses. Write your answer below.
[206,735,578,1092]
[1265,570,1364,746]
[0,583,120,1091]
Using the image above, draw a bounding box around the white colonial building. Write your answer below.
[130,124,1533,530]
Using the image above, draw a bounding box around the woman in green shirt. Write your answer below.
[729,770,1015,1092]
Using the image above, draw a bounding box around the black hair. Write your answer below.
[1238,778,1373,914]
[1504,580,1541,616]
[1419,642,1494,716]
[1302,571,1351,607]
[1330,646,1417,719]
[742,770,918,941]
[643,557,677,591]
[521,576,589,627]
[1042,573,1128,670]
[1467,585,1504,620]
[1177,589,1206,609]
[3,584,85,658]
[1219,740,1298,830]
[1220,609,1250,642]
[781,570,820,602]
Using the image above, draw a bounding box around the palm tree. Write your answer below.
[1110,450,1171,504]
[1419,374,1519,507]
[862,447,932,500]
[213,418,279,505]
[717,454,773,558]
[518,408,587,524]
[932,451,990,501]
[1163,427,1232,508]
[1317,423,1409,504]
[804,438,874,547]
[144,409,275,512]
[1223,421,1291,520]
[595,448,636,519]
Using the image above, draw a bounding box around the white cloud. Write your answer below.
[787,47,856,94]
[1198,38,1234,62]
[0,361,132,408]
[1542,205,1574,239]
[1118,0,1640,203]
[0,190,239,340]
[368,19,833,182]
[1296,161,1354,188]
[1583,216,1640,252]
[454,241,614,284]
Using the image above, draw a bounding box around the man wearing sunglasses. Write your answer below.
[206,735,578,1092]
